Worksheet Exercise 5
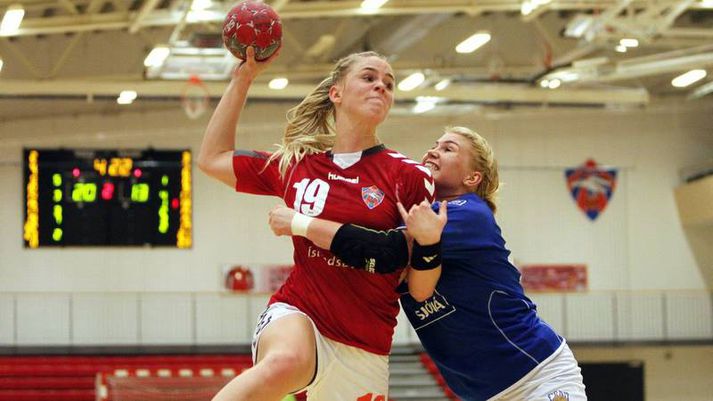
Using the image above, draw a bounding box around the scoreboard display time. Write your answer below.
[23,148,192,248]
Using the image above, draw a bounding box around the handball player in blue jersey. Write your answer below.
[268,126,587,401]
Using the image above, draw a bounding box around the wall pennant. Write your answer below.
[565,159,617,221]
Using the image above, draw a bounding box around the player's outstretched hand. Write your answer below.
[268,205,296,236]
[397,200,447,246]
[233,46,281,82]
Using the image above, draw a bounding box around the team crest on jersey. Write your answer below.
[565,158,617,221]
[547,390,570,401]
[361,185,385,209]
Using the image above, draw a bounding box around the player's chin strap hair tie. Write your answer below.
[291,212,314,237]
[410,241,442,271]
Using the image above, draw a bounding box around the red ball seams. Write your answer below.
[222,0,282,61]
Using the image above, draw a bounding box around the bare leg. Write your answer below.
[212,314,317,401]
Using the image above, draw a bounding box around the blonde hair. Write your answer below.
[446,126,500,213]
[268,51,389,177]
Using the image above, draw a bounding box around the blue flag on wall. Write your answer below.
[565,159,617,221]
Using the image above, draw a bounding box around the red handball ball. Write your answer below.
[223,1,282,61]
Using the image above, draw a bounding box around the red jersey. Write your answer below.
[232,144,434,354]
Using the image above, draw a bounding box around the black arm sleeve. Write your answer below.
[329,224,409,274]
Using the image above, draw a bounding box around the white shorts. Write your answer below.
[493,342,587,401]
[252,302,389,401]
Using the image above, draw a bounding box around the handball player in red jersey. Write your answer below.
[198,46,435,401]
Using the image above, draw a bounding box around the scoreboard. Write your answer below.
[23,148,192,248]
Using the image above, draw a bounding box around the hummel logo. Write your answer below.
[328,172,359,184]
[422,255,437,263]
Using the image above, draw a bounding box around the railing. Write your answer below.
[0,290,711,347]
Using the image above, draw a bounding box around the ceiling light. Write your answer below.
[0,58,3,72]
[398,72,425,91]
[191,0,212,10]
[564,15,593,38]
[688,80,713,99]
[144,46,170,68]
[672,69,707,88]
[117,90,137,105]
[547,79,561,89]
[550,70,579,82]
[0,4,24,36]
[455,32,491,54]
[615,45,627,53]
[434,79,451,91]
[268,77,289,90]
[413,96,440,114]
[620,38,639,48]
[540,79,549,88]
[361,0,389,12]
[521,1,534,16]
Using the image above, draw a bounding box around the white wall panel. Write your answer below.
[72,293,139,344]
[565,293,615,341]
[140,293,194,344]
[0,294,15,345]
[15,293,70,345]
[195,293,251,344]
[616,292,665,341]
[665,292,713,340]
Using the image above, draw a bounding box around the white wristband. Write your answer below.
[291,212,314,237]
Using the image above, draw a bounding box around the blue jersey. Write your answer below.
[399,193,563,401]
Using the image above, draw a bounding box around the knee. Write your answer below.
[259,350,313,385]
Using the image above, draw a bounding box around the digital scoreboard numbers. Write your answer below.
[23,149,192,248]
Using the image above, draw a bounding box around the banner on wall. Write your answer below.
[565,158,617,221]
[520,264,588,292]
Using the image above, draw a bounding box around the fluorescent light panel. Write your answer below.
[672,69,707,88]
[434,79,451,91]
[191,0,212,10]
[361,0,389,11]
[268,77,289,90]
[620,38,639,48]
[455,32,491,54]
[398,72,425,91]
[144,46,170,67]
[117,90,137,105]
[564,15,593,38]
[413,96,440,114]
[521,1,534,15]
[0,4,24,35]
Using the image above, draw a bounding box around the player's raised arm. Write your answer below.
[197,47,279,187]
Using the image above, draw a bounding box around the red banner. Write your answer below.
[520,264,587,292]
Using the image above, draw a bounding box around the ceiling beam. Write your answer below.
[129,0,163,34]
[5,0,704,38]
[0,78,650,105]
